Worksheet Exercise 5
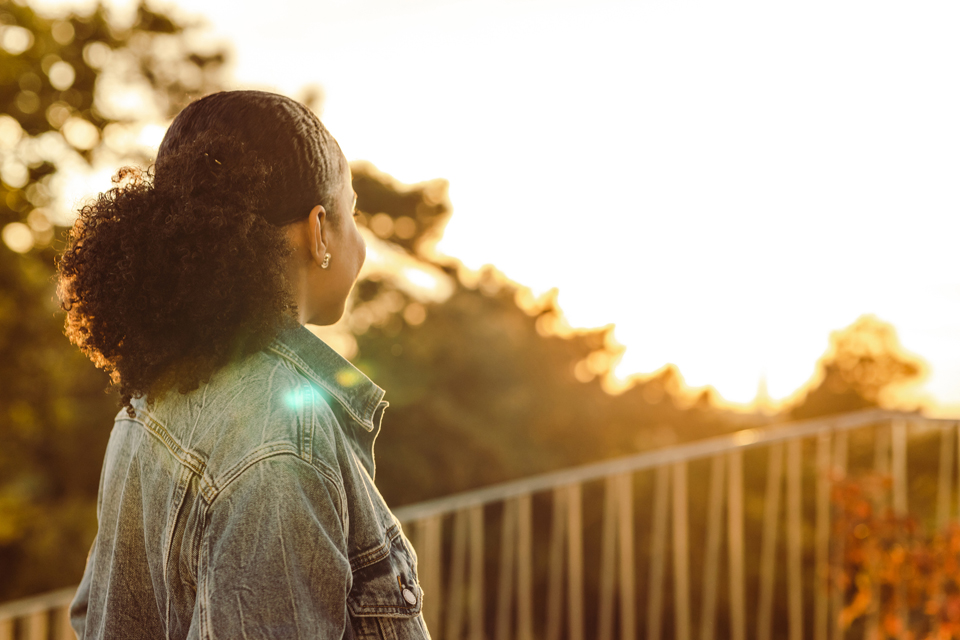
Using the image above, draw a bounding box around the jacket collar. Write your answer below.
[268,322,386,432]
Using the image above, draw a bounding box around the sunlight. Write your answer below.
[37,0,960,412]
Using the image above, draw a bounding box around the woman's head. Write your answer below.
[157,90,344,225]
[58,90,363,415]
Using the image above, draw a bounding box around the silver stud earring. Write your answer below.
[321,253,331,269]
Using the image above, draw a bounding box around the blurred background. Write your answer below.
[1,0,958,636]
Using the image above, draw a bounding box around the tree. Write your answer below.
[790,315,925,420]
[0,0,225,600]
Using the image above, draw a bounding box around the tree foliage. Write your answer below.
[0,0,225,600]
[791,315,925,420]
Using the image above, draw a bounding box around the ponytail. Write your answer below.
[58,131,297,416]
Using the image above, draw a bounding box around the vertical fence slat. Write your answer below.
[516,494,534,640]
[545,488,566,640]
[891,419,909,640]
[892,420,908,516]
[699,454,725,640]
[55,604,73,640]
[865,421,891,640]
[673,461,691,640]
[616,473,636,640]
[469,505,485,640]
[957,423,960,525]
[757,441,784,640]
[786,439,804,640]
[446,509,469,640]
[815,431,832,640]
[938,424,954,528]
[417,516,443,636]
[496,499,518,640]
[599,476,618,640]
[25,610,48,640]
[647,465,670,640]
[567,483,585,640]
[830,429,848,640]
[875,421,891,477]
[727,449,746,640]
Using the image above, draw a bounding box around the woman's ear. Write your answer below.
[307,204,328,266]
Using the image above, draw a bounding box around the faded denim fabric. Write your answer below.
[71,324,431,640]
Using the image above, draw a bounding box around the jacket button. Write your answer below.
[402,588,417,605]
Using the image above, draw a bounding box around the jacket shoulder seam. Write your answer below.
[132,415,206,477]
[204,450,347,526]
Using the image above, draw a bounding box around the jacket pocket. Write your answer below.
[347,527,430,639]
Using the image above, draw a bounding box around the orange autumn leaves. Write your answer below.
[833,476,960,639]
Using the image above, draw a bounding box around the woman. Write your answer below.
[59,90,430,639]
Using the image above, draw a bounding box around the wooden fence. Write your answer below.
[1,408,956,639]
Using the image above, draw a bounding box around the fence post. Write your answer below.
[417,516,443,636]
[25,610,48,640]
[956,423,960,525]
[727,450,745,640]
[446,509,469,640]
[699,454,725,640]
[545,488,566,640]
[516,494,534,640]
[814,431,832,640]
[891,420,909,640]
[757,442,784,640]
[616,473,636,640]
[496,500,518,640]
[599,476,618,640]
[566,484,584,640]
[830,430,848,640]
[938,424,954,528]
[0,618,13,640]
[786,438,804,640]
[673,461,691,640]
[55,604,73,640]
[892,420,908,517]
[647,465,670,640]
[469,505,485,640]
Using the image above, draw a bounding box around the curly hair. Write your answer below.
[58,91,345,415]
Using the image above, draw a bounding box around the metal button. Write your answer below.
[402,588,417,605]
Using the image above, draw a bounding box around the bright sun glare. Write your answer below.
[36,0,960,413]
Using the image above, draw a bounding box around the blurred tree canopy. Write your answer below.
[0,0,225,600]
[790,315,925,420]
[0,0,928,603]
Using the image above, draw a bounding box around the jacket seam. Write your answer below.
[198,499,211,640]
[162,465,193,634]
[201,450,348,531]
[133,416,206,478]
[350,524,402,571]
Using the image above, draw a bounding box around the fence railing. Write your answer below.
[392,408,958,640]
[2,408,956,640]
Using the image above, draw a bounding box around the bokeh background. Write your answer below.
[0,0,955,621]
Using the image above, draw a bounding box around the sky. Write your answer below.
[33,0,960,413]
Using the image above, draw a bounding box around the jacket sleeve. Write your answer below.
[197,454,352,639]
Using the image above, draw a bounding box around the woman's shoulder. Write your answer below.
[131,347,349,492]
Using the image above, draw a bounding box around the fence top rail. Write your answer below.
[0,586,75,621]
[392,408,957,522]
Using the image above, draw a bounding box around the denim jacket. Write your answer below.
[71,324,431,640]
